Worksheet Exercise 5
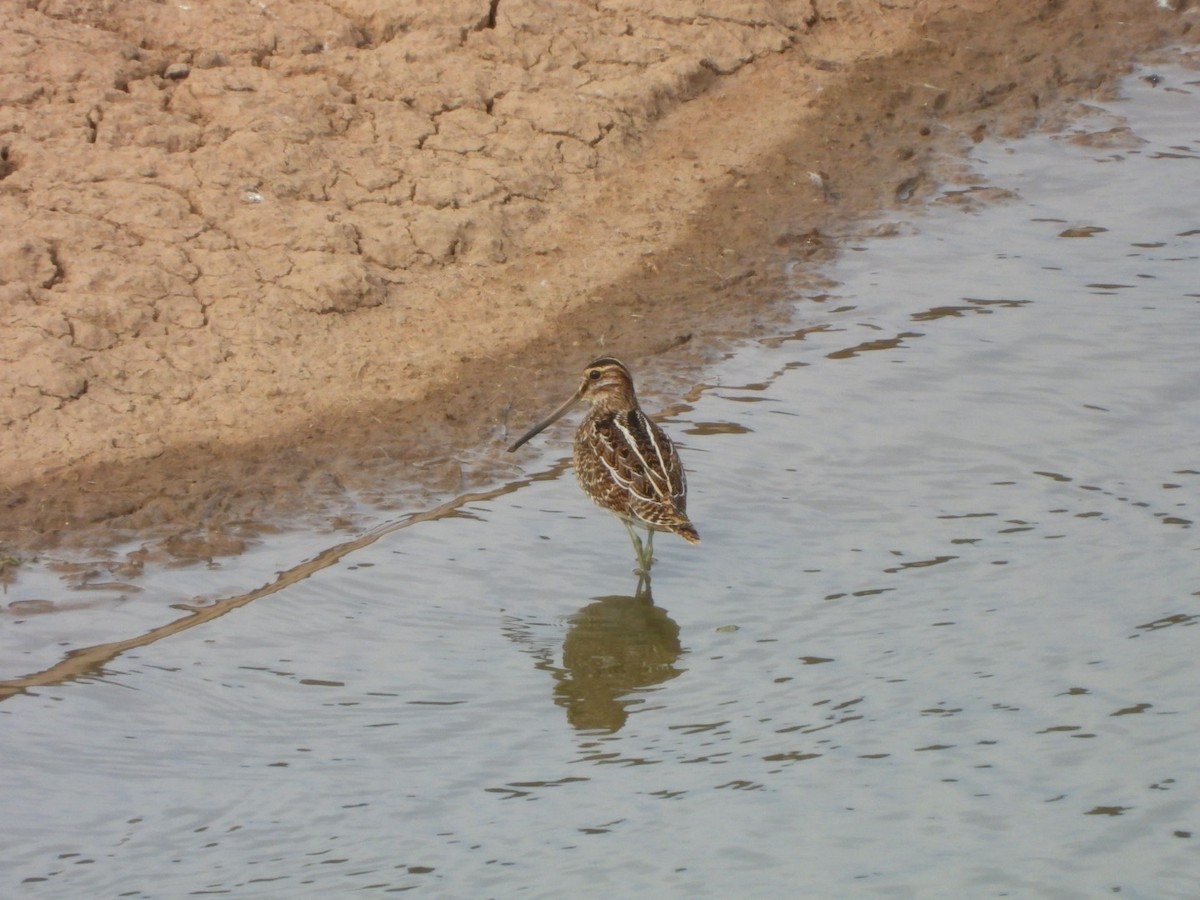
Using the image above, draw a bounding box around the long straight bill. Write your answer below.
[507,389,583,451]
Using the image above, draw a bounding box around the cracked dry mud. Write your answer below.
[1,0,1194,554]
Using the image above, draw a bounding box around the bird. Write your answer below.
[508,357,699,574]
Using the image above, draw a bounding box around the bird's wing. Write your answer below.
[592,409,686,509]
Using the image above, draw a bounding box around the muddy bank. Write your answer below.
[1,0,1194,554]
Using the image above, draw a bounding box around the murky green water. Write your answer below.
[4,61,1199,897]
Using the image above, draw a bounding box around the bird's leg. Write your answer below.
[644,528,655,570]
[623,520,649,576]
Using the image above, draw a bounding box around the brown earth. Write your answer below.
[1,0,1195,557]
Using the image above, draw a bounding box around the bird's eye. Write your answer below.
[589,370,601,380]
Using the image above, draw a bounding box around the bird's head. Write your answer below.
[576,357,637,409]
[507,357,638,451]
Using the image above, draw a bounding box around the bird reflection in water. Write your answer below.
[502,577,684,733]
[555,582,683,732]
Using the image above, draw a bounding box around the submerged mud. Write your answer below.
[1,0,1195,552]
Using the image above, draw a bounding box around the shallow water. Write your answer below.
[3,61,1199,898]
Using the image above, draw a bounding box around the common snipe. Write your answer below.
[508,357,699,573]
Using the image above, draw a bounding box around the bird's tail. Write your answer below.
[636,500,700,544]
[672,519,701,544]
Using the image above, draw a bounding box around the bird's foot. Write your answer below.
[634,570,653,599]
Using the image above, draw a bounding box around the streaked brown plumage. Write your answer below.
[508,357,699,572]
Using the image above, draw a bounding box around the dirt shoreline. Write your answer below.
[1,0,1194,557]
